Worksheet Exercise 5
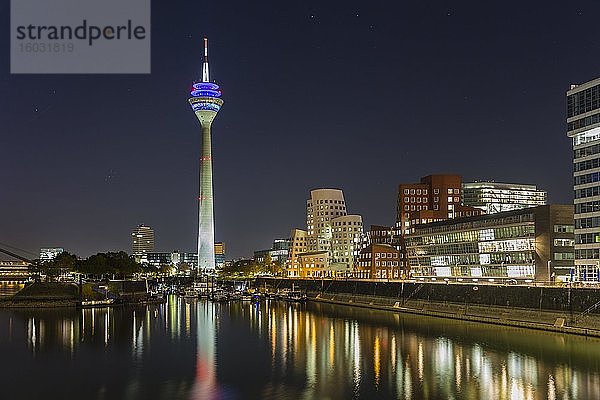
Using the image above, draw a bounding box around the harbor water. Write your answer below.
[0,296,599,399]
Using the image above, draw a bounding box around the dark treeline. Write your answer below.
[30,251,142,280]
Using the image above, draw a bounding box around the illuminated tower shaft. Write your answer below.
[189,38,223,272]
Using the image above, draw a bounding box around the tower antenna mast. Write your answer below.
[202,37,210,82]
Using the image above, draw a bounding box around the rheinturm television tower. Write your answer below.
[189,37,223,273]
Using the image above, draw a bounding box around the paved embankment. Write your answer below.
[257,278,600,337]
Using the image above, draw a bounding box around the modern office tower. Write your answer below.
[286,229,307,277]
[189,38,224,273]
[214,242,225,269]
[131,225,154,256]
[462,181,547,214]
[39,247,64,262]
[405,205,574,283]
[568,78,600,281]
[306,189,347,252]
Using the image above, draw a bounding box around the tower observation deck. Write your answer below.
[189,38,223,273]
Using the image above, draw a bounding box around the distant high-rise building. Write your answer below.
[131,225,154,256]
[40,247,64,262]
[462,181,547,214]
[567,78,600,281]
[189,37,224,273]
[214,242,225,269]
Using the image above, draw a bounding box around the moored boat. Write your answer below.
[285,290,307,303]
[79,298,115,308]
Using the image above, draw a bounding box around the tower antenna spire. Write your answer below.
[202,37,210,82]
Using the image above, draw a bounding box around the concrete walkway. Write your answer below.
[311,291,600,338]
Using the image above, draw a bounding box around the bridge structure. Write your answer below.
[0,245,33,282]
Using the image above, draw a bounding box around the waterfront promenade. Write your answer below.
[257,278,600,337]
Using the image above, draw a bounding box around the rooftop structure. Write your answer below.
[462,181,547,214]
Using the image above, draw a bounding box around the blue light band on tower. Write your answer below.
[190,82,222,98]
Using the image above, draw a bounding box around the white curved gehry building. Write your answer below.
[285,188,363,278]
[306,189,347,252]
[331,214,363,266]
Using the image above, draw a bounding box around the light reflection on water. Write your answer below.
[0,282,24,296]
[0,297,599,399]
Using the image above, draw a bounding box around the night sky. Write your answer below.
[2,1,599,259]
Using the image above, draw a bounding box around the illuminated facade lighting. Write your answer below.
[567,78,600,281]
[462,181,547,214]
[39,247,64,261]
[404,205,574,282]
[131,225,154,257]
[287,189,363,278]
[189,37,224,273]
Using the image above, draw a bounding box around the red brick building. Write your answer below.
[355,243,402,279]
[396,175,483,236]
[395,174,483,277]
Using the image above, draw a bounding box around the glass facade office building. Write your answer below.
[462,182,547,215]
[568,78,600,281]
[405,205,574,282]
